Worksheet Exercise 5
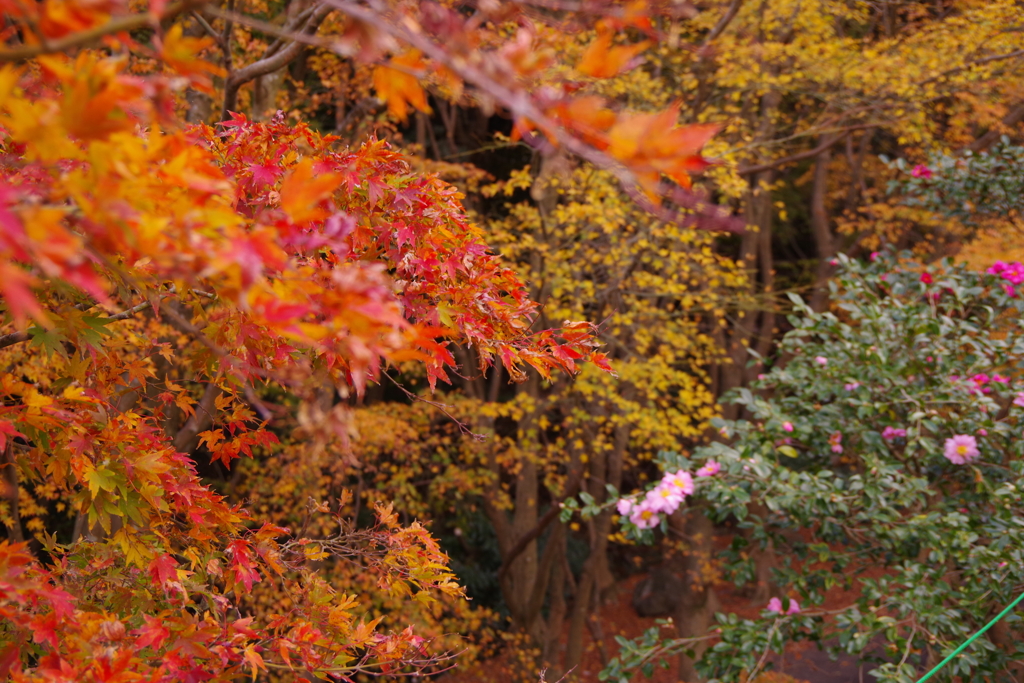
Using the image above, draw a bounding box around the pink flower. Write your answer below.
[944,434,980,465]
[696,461,721,478]
[766,597,801,615]
[782,422,794,432]
[630,503,660,530]
[663,470,695,496]
[1005,284,1017,298]
[993,374,1010,383]
[829,258,839,266]
[882,426,907,441]
[1014,392,1024,407]
[977,428,988,436]
[870,251,880,262]
[989,261,1008,275]
[829,431,843,454]
[616,498,634,516]
[815,356,828,366]
[911,164,933,179]
[920,272,933,284]
[844,382,860,391]
[971,373,990,385]
[646,484,685,515]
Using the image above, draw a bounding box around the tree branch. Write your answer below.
[218,2,333,120]
[321,0,742,232]
[703,0,745,45]
[737,132,852,175]
[968,100,1024,153]
[0,0,204,62]
[496,466,583,582]
[0,297,162,351]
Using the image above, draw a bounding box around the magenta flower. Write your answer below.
[920,272,933,284]
[782,421,794,432]
[944,434,980,465]
[870,251,880,261]
[990,261,1024,285]
[977,428,988,436]
[696,461,721,478]
[844,382,860,391]
[882,426,907,441]
[815,356,828,366]
[911,165,933,179]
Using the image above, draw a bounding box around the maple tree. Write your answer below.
[0,0,742,680]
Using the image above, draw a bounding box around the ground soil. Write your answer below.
[444,528,889,683]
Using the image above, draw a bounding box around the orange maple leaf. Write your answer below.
[578,29,651,79]
[279,158,343,225]
[159,24,225,93]
[372,50,431,122]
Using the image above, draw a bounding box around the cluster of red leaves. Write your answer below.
[198,112,612,386]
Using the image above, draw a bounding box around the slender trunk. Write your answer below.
[673,506,720,682]
[2,443,24,543]
[809,136,836,312]
[719,90,779,418]
[563,419,627,671]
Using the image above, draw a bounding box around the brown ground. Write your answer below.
[444,532,888,683]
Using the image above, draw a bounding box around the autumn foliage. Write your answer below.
[3,0,1024,681]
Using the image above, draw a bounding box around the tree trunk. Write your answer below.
[673,506,720,683]
[809,136,836,312]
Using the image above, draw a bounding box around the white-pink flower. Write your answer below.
[696,461,721,478]
[646,484,685,515]
[629,502,660,529]
[944,434,980,465]
[782,421,794,432]
[663,470,695,496]
[815,356,828,366]
[1014,392,1024,408]
[616,497,634,516]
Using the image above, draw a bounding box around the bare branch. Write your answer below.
[738,132,852,176]
[219,1,333,119]
[967,100,1024,153]
[703,0,745,45]
[0,0,205,62]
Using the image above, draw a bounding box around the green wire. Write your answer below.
[914,590,1024,683]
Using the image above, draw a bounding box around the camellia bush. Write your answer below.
[595,252,1024,683]
[886,139,1024,226]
